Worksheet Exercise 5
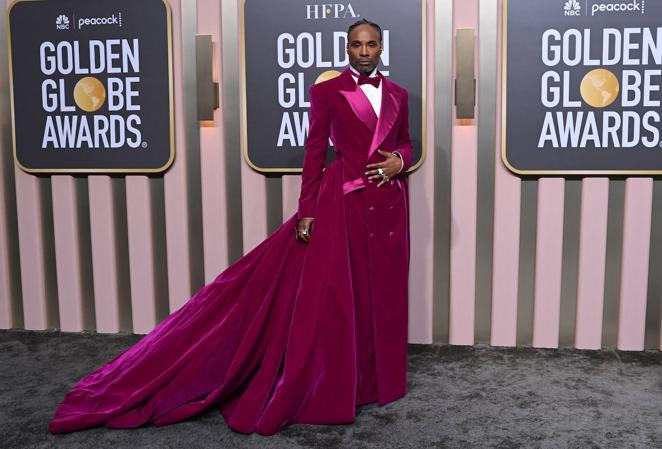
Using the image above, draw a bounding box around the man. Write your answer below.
[294,17,413,412]
[48,19,413,437]
[296,18,413,242]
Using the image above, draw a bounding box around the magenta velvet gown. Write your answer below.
[48,68,411,436]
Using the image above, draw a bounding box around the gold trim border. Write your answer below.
[500,0,662,176]
[240,0,427,174]
[6,0,176,174]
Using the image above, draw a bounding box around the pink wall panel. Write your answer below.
[14,167,53,330]
[532,178,565,348]
[51,176,85,331]
[282,175,301,221]
[575,178,609,350]
[618,178,653,351]
[491,0,521,347]
[88,176,123,333]
[126,176,159,334]
[449,126,477,344]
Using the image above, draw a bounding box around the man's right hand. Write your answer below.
[296,218,314,243]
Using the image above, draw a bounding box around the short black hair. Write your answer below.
[347,19,382,43]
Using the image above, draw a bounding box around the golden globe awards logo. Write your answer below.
[504,0,662,174]
[538,28,662,150]
[8,0,173,173]
[39,39,143,150]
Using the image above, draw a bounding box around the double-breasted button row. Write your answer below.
[368,205,396,212]
[368,231,397,238]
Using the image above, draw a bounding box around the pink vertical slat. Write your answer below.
[14,167,51,329]
[282,175,301,221]
[617,177,653,351]
[7,0,54,330]
[88,176,122,332]
[125,176,159,333]
[448,0,478,345]
[407,0,434,344]
[449,127,477,344]
[165,0,195,311]
[490,0,521,347]
[51,176,85,331]
[532,178,565,348]
[198,0,230,283]
[239,129,267,255]
[575,178,609,349]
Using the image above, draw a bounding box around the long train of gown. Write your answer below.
[48,160,404,436]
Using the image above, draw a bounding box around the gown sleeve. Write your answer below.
[297,83,332,220]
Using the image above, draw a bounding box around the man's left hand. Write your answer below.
[365,150,402,187]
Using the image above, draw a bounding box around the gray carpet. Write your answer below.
[1,329,661,449]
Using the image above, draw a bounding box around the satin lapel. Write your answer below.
[338,68,378,133]
[367,78,402,161]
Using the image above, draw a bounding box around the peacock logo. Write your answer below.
[563,0,582,16]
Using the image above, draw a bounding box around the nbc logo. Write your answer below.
[564,0,582,15]
[55,14,70,30]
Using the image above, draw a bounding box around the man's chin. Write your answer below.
[352,64,376,75]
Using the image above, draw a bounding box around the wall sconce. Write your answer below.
[196,34,219,121]
[455,28,476,120]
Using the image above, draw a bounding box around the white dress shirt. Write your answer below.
[349,65,381,117]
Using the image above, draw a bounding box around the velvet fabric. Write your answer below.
[48,67,413,436]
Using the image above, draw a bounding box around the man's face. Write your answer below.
[346,24,382,75]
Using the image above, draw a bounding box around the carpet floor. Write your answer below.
[1,329,661,449]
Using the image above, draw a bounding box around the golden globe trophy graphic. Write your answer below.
[314,70,341,85]
[73,77,107,113]
[580,69,620,109]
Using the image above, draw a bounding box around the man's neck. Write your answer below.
[349,64,378,77]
